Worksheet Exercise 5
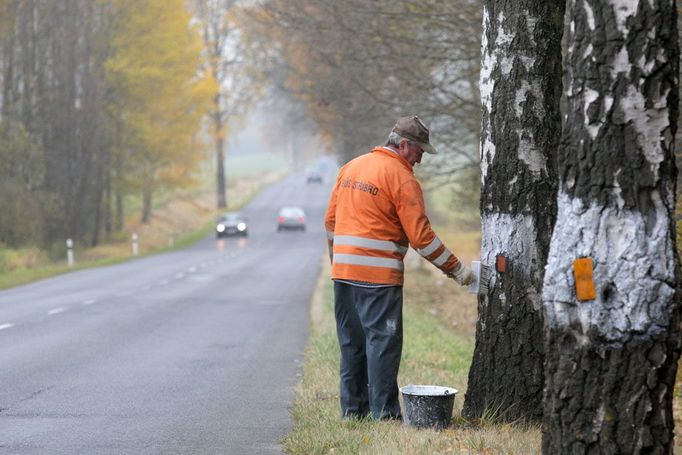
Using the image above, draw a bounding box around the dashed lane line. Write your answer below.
[47,307,67,315]
[83,299,97,305]
[0,323,14,330]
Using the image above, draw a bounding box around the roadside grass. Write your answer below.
[284,231,541,454]
[0,173,282,290]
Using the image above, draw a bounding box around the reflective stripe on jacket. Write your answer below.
[324,146,460,285]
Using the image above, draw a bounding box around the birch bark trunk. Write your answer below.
[542,1,680,452]
[462,0,563,422]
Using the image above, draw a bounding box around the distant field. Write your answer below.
[226,152,291,177]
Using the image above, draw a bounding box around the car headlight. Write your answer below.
[216,224,225,232]
[237,223,246,231]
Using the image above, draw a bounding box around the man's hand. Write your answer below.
[450,263,475,286]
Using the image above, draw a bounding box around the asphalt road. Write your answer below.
[0,172,333,454]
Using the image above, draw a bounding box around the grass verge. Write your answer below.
[284,231,541,455]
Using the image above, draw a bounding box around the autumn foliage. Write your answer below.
[0,0,215,247]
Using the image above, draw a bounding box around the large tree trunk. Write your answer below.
[542,1,680,452]
[115,186,123,231]
[141,188,152,224]
[462,0,563,422]
[1,2,16,120]
[216,134,227,209]
[91,167,103,247]
[104,169,112,238]
[214,97,227,209]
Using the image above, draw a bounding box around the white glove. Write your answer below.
[450,264,475,286]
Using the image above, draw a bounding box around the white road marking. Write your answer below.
[0,323,14,330]
[48,307,67,315]
[159,279,169,285]
[175,273,185,279]
[188,266,197,273]
[83,299,97,305]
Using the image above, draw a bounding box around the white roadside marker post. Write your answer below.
[66,238,74,267]
[132,232,139,256]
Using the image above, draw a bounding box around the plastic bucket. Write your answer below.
[400,384,457,430]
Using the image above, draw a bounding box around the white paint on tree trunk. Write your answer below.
[482,212,542,310]
[608,0,639,36]
[543,189,675,341]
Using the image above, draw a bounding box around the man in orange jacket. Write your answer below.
[324,115,474,420]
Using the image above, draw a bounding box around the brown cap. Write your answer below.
[391,115,437,154]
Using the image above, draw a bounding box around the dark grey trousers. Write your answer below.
[333,281,403,420]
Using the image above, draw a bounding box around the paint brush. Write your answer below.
[468,261,493,296]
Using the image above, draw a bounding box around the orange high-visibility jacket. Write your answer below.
[324,146,460,285]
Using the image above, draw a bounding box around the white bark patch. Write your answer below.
[514,81,531,117]
[583,0,596,30]
[608,0,639,37]
[620,85,670,177]
[482,212,542,310]
[583,43,593,60]
[612,169,625,209]
[518,135,547,175]
[525,12,538,34]
[481,136,496,184]
[656,47,666,64]
[543,190,676,342]
[637,54,655,74]
[495,12,514,47]
[480,7,495,182]
[584,88,600,139]
[610,46,630,80]
[514,81,546,175]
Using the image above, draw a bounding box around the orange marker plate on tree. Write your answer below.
[496,254,506,273]
[573,258,596,302]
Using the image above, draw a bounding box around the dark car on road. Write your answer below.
[216,212,248,238]
[276,206,306,232]
[306,170,323,184]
